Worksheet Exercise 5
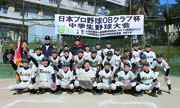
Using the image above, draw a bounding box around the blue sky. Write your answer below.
[160,0,177,5]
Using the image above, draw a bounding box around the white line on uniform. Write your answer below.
[2,97,66,108]
[99,99,158,108]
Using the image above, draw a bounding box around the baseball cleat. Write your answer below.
[169,90,173,95]
[149,92,158,97]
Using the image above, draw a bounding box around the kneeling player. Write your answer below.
[136,62,162,97]
[7,54,35,95]
[55,62,74,95]
[115,63,137,95]
[96,61,116,95]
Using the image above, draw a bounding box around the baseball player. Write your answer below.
[136,62,161,97]
[137,54,147,74]
[95,42,103,58]
[143,44,156,64]
[123,48,132,60]
[115,63,137,95]
[102,51,116,68]
[49,49,61,67]
[59,49,73,70]
[151,53,173,94]
[102,40,114,58]
[73,49,85,71]
[54,62,74,95]
[120,55,132,71]
[84,43,91,60]
[7,54,35,95]
[74,60,97,95]
[29,56,56,95]
[131,43,143,74]
[113,47,121,68]
[96,61,117,95]
[59,44,72,57]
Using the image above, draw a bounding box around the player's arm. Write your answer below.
[7,54,17,71]
[29,56,39,67]
[137,72,141,82]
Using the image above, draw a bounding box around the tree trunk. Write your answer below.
[0,39,4,63]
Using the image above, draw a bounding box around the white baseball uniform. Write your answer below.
[143,51,156,64]
[113,54,121,66]
[131,50,141,63]
[120,61,132,70]
[84,52,91,60]
[74,55,85,71]
[103,48,114,57]
[30,53,44,73]
[50,56,59,66]
[87,55,102,72]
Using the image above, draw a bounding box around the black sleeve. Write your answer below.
[73,69,77,75]
[57,60,62,69]
[10,49,14,56]
[96,71,100,78]
[130,78,137,83]
[53,65,59,71]
[30,56,38,67]
[10,60,17,71]
[166,68,170,76]
[101,52,104,60]
[129,53,132,60]
[137,73,141,82]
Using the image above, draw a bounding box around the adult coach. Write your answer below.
[70,37,84,55]
[41,36,55,57]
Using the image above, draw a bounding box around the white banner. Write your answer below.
[55,14,144,38]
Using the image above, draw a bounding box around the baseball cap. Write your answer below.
[133,42,139,46]
[143,61,150,66]
[104,61,110,66]
[64,49,69,53]
[45,35,50,40]
[124,48,130,52]
[107,51,113,56]
[156,53,163,58]
[22,58,29,63]
[85,43,90,47]
[91,48,97,53]
[115,47,120,51]
[84,60,90,64]
[22,40,28,44]
[35,46,41,50]
[75,37,80,41]
[123,55,129,59]
[140,54,147,59]
[96,42,100,45]
[63,62,69,67]
[124,63,131,67]
[42,57,49,61]
[78,49,84,53]
[106,40,111,44]
[51,49,58,54]
[145,44,151,47]
[64,44,69,48]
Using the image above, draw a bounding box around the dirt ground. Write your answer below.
[0,77,180,108]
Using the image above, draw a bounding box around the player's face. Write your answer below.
[22,42,27,48]
[42,61,48,66]
[124,65,130,72]
[78,52,83,57]
[35,49,41,54]
[143,65,149,72]
[84,62,90,70]
[85,47,90,52]
[125,52,129,56]
[107,55,112,60]
[64,52,69,57]
[52,53,57,58]
[92,53,97,58]
[64,46,69,49]
[157,57,163,62]
[134,46,139,50]
[22,62,28,67]
[104,65,110,70]
[96,45,100,49]
[115,51,120,55]
[141,59,146,63]
[75,41,80,46]
[145,47,151,51]
[123,59,128,63]
[106,44,111,48]
[63,66,69,72]
[45,39,50,44]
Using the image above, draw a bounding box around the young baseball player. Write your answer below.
[131,43,143,74]
[73,49,85,71]
[59,44,72,57]
[59,49,73,70]
[137,54,147,74]
[50,49,61,67]
[54,62,74,95]
[7,54,35,95]
[29,56,56,95]
[113,47,121,68]
[74,60,97,95]
[120,55,132,71]
[143,44,156,64]
[136,62,161,97]
[102,51,116,68]
[102,40,114,58]
[115,63,137,95]
[123,48,132,60]
[151,53,173,94]
[96,61,116,95]
[84,43,91,60]
[95,42,102,57]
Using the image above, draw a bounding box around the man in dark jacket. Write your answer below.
[41,36,55,58]
[70,37,84,55]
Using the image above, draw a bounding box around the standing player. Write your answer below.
[115,63,137,95]
[137,54,147,74]
[143,44,156,64]
[113,47,121,68]
[70,37,84,55]
[7,54,35,95]
[136,62,161,97]
[95,42,103,58]
[123,48,132,60]
[59,44,72,57]
[151,53,173,94]
[73,49,85,71]
[50,49,60,67]
[59,49,73,70]
[102,40,114,58]
[120,55,132,71]
[84,43,91,60]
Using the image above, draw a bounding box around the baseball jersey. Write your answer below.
[98,69,113,84]
[74,55,85,68]
[131,50,141,63]
[50,56,59,66]
[120,61,132,70]
[113,55,121,66]
[137,60,146,71]
[38,64,55,82]
[151,60,170,71]
[61,55,73,65]
[103,48,114,57]
[84,52,91,60]
[30,53,44,65]
[143,51,156,63]
[97,49,102,57]
[87,55,102,67]
[102,56,116,66]
[139,69,156,84]
[117,70,136,83]
[60,51,72,57]
[16,67,35,81]
[58,69,73,83]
